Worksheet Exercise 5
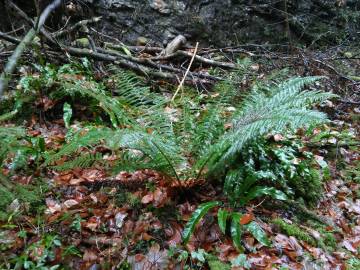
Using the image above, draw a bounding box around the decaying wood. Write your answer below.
[162,35,186,56]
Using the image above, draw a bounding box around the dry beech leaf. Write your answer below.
[153,188,168,207]
[83,249,98,261]
[343,240,357,253]
[45,198,61,214]
[63,199,79,209]
[141,194,154,204]
[165,222,182,247]
[115,212,128,229]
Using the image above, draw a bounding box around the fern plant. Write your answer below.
[40,61,335,197]
[45,70,335,180]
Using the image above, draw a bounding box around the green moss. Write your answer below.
[115,191,141,209]
[306,220,338,251]
[275,218,338,252]
[208,260,231,270]
[323,233,337,250]
[273,219,316,246]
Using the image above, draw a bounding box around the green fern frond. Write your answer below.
[52,152,103,171]
[195,76,336,177]
[0,126,27,163]
[45,127,113,165]
[61,81,134,128]
[110,69,175,137]
[46,127,184,178]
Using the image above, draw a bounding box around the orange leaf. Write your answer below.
[240,213,254,225]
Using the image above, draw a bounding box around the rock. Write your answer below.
[3,1,359,47]
[137,36,148,46]
[150,0,171,14]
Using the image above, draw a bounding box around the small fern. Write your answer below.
[45,127,184,178]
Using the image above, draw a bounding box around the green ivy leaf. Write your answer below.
[231,213,244,251]
[182,201,221,244]
[217,209,229,234]
[63,102,73,129]
[245,221,271,246]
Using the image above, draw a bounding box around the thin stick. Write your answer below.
[171,42,199,102]
[0,0,62,96]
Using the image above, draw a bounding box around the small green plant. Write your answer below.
[224,135,327,206]
[347,257,360,270]
[182,201,271,250]
[231,254,251,269]
[12,234,61,270]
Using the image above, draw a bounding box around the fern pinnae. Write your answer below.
[52,152,103,171]
[195,76,334,178]
[44,127,112,165]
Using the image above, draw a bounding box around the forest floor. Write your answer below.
[0,39,359,270]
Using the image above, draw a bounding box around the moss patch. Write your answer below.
[273,218,316,246]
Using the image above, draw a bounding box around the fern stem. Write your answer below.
[150,139,182,186]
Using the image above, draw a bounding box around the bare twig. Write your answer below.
[171,42,199,102]
[0,31,21,44]
[7,0,57,45]
[152,50,236,69]
[53,17,102,38]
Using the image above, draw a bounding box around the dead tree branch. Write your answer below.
[0,0,62,96]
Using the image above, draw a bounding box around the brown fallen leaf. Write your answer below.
[343,240,357,253]
[153,187,169,208]
[273,134,284,142]
[63,199,79,209]
[141,193,154,204]
[45,198,62,214]
[83,249,98,262]
[240,213,254,225]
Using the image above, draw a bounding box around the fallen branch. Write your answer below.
[105,42,236,69]
[0,31,21,44]
[0,0,62,96]
[7,0,57,45]
[52,17,102,38]
[151,50,236,69]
